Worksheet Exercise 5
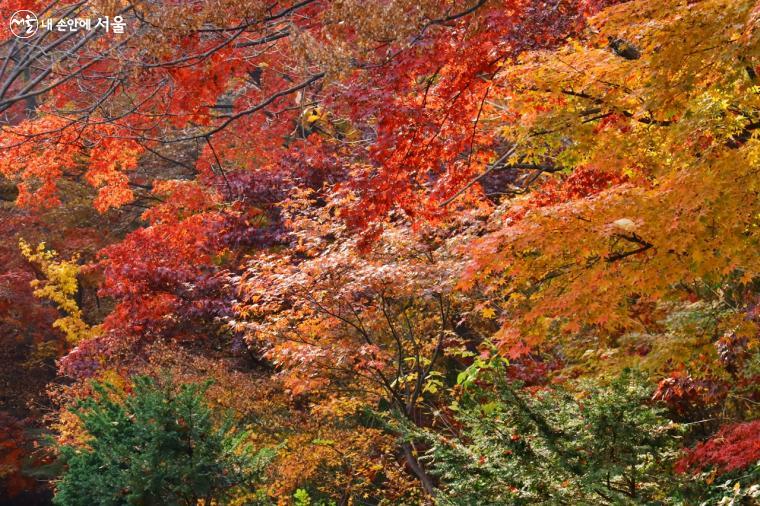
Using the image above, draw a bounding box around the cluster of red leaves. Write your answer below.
[507,166,630,221]
[506,354,563,386]
[165,47,243,127]
[652,370,728,417]
[95,212,229,340]
[330,0,612,232]
[529,166,629,207]
[0,117,142,212]
[0,412,36,497]
[675,420,760,475]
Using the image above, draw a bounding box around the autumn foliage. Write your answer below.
[0,0,758,504]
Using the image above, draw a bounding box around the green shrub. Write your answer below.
[54,375,273,506]
[417,369,681,505]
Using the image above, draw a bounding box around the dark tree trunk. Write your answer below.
[402,442,436,496]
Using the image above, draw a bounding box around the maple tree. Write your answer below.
[0,0,758,503]
[234,207,475,494]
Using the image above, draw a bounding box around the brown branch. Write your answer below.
[439,142,520,207]
[605,233,653,263]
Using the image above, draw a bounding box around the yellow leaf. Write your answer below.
[481,307,496,319]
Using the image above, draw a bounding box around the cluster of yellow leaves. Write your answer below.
[462,0,760,354]
[50,369,127,447]
[19,240,100,343]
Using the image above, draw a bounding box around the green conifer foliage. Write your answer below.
[53,376,273,506]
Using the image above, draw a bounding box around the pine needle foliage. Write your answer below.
[53,376,273,506]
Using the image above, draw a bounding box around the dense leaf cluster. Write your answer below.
[0,0,758,504]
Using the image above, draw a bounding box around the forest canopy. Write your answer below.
[0,0,758,504]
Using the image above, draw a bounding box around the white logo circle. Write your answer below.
[10,10,38,39]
